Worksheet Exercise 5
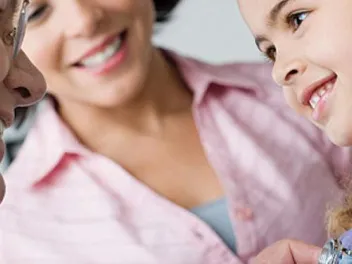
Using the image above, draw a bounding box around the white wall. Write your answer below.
[153,0,263,63]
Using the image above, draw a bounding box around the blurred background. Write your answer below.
[153,0,262,63]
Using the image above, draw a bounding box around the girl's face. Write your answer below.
[0,0,46,202]
[23,0,156,109]
[239,0,352,146]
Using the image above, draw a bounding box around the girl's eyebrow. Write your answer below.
[269,0,294,26]
[254,0,297,52]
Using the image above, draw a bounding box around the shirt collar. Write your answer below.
[25,100,89,186]
[166,49,271,104]
[24,51,274,186]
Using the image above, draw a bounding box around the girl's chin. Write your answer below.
[327,128,352,147]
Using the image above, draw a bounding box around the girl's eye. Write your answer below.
[287,11,309,31]
[264,46,276,62]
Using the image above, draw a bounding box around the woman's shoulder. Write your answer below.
[166,49,272,77]
[164,49,278,93]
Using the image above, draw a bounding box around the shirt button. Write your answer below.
[194,230,204,240]
[235,207,254,221]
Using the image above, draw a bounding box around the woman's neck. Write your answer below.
[54,48,193,151]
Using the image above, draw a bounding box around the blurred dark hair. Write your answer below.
[14,0,181,127]
[154,0,181,22]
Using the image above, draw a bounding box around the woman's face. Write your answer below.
[0,0,46,202]
[22,0,156,108]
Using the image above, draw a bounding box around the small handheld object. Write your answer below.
[319,229,352,264]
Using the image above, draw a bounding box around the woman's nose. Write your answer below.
[64,1,104,38]
[3,51,46,107]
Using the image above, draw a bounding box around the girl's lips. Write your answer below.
[300,74,337,105]
[311,80,336,122]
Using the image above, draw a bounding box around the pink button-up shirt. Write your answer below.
[0,52,351,263]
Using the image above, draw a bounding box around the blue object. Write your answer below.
[338,228,352,263]
[190,198,236,253]
[340,229,352,250]
[341,255,352,264]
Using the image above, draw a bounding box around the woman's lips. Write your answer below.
[73,31,128,76]
[74,30,126,63]
[0,138,4,162]
[0,110,15,161]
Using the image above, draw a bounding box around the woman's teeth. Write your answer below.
[80,37,122,68]
[309,81,334,109]
[0,119,5,138]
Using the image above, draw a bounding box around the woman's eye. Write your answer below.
[287,11,309,31]
[27,4,47,22]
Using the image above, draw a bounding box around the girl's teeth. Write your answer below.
[0,119,5,138]
[81,38,122,68]
[317,87,326,96]
[309,93,320,109]
[308,81,334,109]
[326,82,333,91]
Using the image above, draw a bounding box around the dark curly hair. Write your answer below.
[14,0,181,127]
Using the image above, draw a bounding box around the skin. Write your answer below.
[237,0,352,262]
[0,0,46,203]
[252,239,321,264]
[22,0,224,209]
[239,0,352,147]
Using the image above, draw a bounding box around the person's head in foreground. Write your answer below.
[0,0,46,202]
